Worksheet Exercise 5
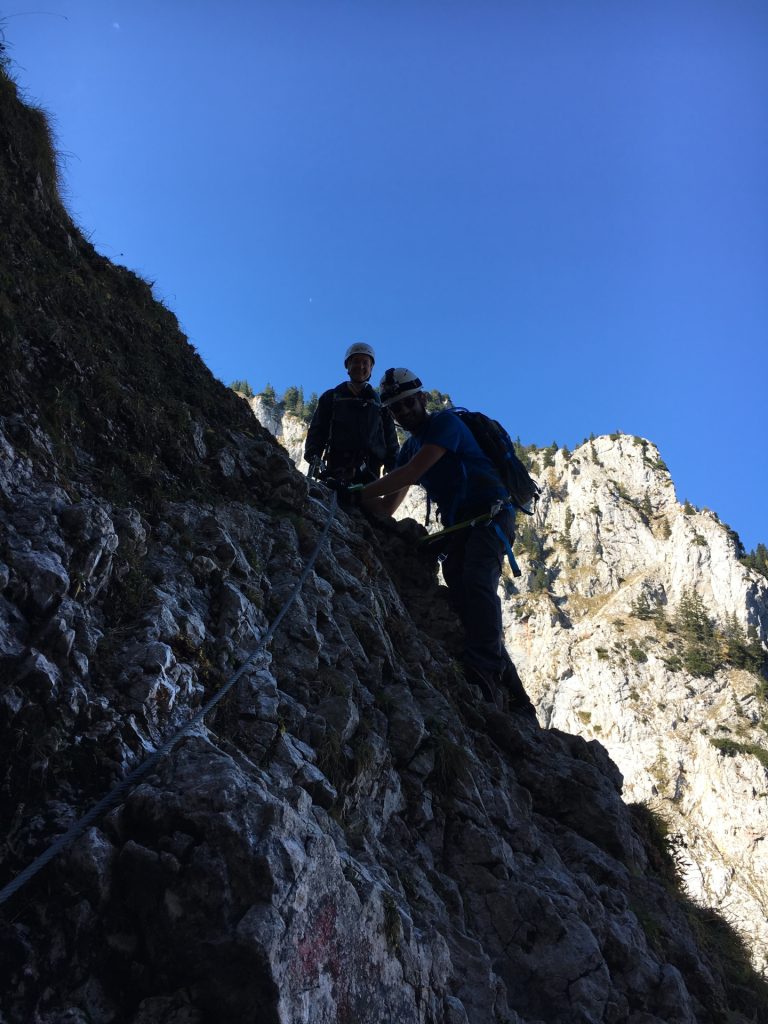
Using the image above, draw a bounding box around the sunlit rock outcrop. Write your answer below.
[504,437,768,971]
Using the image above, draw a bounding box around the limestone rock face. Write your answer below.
[249,395,309,473]
[499,436,768,971]
[3,65,768,1024]
[253,412,768,974]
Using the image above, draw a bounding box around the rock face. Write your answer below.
[2,58,768,1024]
[253,407,768,978]
[248,395,310,473]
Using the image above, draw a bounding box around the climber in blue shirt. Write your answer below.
[395,405,508,527]
[361,368,535,718]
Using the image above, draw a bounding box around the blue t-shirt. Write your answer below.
[396,410,507,525]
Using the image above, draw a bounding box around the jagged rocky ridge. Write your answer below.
[2,61,768,1024]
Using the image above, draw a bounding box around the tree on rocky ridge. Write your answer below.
[260,382,277,405]
[743,543,768,581]
[229,379,254,397]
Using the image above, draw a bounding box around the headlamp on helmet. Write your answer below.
[379,367,424,407]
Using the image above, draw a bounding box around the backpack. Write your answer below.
[452,408,540,514]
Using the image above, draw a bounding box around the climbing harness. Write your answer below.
[491,519,521,578]
[0,493,339,908]
[308,383,386,484]
[419,500,522,577]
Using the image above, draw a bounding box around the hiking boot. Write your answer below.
[507,697,538,721]
[499,662,537,721]
[463,662,502,707]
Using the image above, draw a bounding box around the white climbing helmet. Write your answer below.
[344,342,376,367]
[379,367,424,407]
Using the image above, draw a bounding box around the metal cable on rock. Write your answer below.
[0,492,338,907]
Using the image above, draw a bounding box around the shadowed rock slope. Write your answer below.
[248,397,768,976]
[1,59,767,1024]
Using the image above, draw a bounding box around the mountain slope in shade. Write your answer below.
[251,400,768,975]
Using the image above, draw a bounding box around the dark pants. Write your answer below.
[441,508,516,679]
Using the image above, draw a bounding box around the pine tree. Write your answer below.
[303,392,319,422]
[743,543,768,581]
[722,614,766,675]
[424,390,452,413]
[675,591,718,677]
[542,442,558,469]
[230,379,254,398]
[514,438,534,471]
[282,385,300,413]
[637,493,653,526]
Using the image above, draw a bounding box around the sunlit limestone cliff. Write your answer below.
[3,57,768,1024]
[504,437,768,972]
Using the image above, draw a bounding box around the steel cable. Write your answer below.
[0,492,338,907]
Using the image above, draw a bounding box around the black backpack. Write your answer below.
[453,408,540,514]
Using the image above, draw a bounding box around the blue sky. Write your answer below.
[4,1,767,551]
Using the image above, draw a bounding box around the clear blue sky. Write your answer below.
[4,1,767,551]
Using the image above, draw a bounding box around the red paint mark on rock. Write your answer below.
[296,899,338,981]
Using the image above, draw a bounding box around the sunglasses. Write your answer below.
[389,395,420,416]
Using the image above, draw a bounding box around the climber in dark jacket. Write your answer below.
[304,343,399,485]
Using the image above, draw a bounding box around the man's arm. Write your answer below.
[304,391,333,461]
[361,443,446,516]
[381,408,399,472]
